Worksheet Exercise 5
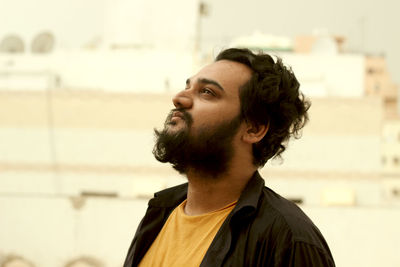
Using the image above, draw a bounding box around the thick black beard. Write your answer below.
[153,109,242,178]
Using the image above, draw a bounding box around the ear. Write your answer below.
[242,122,269,144]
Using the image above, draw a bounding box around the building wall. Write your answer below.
[0,91,385,179]
[266,97,383,174]
[382,120,400,174]
[1,183,400,267]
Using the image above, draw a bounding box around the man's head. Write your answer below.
[153,48,310,175]
[153,59,251,176]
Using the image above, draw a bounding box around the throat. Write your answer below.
[184,172,243,216]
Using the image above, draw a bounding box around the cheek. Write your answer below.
[191,114,234,132]
[192,100,241,125]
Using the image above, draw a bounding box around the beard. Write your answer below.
[153,109,242,177]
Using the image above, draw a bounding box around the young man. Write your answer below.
[124,48,335,266]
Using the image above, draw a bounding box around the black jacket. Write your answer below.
[124,172,335,266]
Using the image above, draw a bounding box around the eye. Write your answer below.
[200,88,215,96]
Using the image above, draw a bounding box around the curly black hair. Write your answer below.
[216,48,311,166]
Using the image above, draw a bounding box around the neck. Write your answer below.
[184,163,256,216]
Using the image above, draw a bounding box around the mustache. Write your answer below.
[166,108,193,125]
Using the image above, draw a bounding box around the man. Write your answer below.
[124,48,335,266]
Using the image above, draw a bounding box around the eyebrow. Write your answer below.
[186,78,225,92]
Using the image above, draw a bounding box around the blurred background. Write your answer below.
[0,0,400,266]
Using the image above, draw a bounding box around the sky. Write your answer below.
[0,0,399,85]
[200,0,400,84]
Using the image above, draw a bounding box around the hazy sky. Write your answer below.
[0,0,399,84]
[200,0,400,83]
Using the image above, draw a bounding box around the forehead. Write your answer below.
[193,60,252,94]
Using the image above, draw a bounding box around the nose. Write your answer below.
[172,89,193,109]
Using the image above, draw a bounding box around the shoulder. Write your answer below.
[229,181,335,266]
[253,186,333,256]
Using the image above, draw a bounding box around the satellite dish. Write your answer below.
[64,256,103,267]
[31,31,55,54]
[0,34,25,53]
[0,255,35,267]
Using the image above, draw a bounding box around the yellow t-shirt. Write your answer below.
[138,199,237,267]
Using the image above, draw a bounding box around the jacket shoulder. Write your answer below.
[256,186,329,248]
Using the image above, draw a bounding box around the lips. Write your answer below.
[172,111,184,119]
[166,110,185,126]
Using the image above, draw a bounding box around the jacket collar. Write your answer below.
[148,171,265,212]
[148,182,188,208]
[231,171,265,215]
